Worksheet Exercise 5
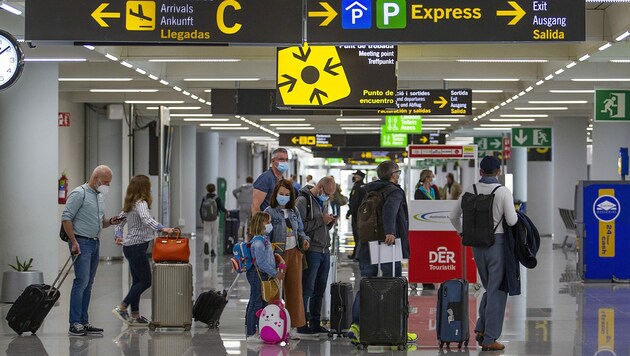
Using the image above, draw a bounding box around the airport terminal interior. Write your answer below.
[2,1,630,355]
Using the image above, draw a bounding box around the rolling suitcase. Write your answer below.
[224,210,239,255]
[150,262,193,330]
[330,282,353,337]
[193,273,241,328]
[6,255,75,335]
[437,243,470,348]
[358,241,408,350]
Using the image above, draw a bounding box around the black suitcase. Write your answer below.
[358,241,408,350]
[330,282,353,336]
[193,273,240,328]
[437,279,470,348]
[224,210,239,254]
[6,255,75,335]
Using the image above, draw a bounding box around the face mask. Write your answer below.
[318,194,329,203]
[276,162,289,173]
[264,223,273,234]
[276,195,290,206]
[97,180,110,195]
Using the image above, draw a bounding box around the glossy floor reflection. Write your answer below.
[0,218,624,355]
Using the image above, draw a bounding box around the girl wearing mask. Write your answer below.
[265,179,310,339]
[415,169,441,201]
[245,212,286,343]
[112,175,175,325]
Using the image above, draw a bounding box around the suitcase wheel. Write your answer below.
[184,324,191,331]
[148,323,157,331]
[356,343,366,350]
[447,342,451,347]
[327,332,333,338]
[410,283,418,290]
[208,321,219,329]
[457,342,462,349]
[464,339,469,347]
[397,344,406,351]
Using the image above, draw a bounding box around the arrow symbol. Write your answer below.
[278,74,297,92]
[433,96,448,108]
[291,137,299,144]
[514,129,528,145]
[310,88,328,105]
[91,3,121,27]
[497,1,526,26]
[323,57,342,76]
[293,47,311,62]
[308,2,338,27]
[420,136,428,143]
[490,138,502,149]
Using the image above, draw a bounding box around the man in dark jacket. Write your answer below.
[199,183,228,257]
[347,161,416,345]
[345,170,366,260]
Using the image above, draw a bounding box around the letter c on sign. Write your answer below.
[217,0,242,35]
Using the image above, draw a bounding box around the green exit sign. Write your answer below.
[511,128,552,147]
[474,137,503,151]
[381,133,408,147]
[595,89,630,121]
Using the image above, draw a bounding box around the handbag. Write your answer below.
[257,267,280,302]
[152,228,189,263]
[59,223,69,242]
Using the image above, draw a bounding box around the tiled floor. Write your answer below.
[0,217,626,355]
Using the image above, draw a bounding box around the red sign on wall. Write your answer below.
[58,112,70,127]
[408,230,477,283]
[504,136,511,160]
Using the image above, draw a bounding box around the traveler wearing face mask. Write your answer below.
[295,175,337,337]
[265,179,311,339]
[252,147,290,214]
[61,165,124,336]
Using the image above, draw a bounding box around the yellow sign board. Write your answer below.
[126,1,156,31]
[598,189,616,257]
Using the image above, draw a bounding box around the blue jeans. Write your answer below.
[302,251,330,326]
[245,267,268,336]
[68,237,100,325]
[122,242,152,313]
[351,241,402,325]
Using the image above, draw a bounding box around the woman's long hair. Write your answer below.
[123,175,152,212]
[269,179,296,209]
[415,170,434,190]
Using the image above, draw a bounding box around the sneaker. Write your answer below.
[83,323,104,335]
[296,325,317,338]
[129,316,150,327]
[246,334,265,343]
[210,249,216,257]
[112,307,130,323]
[407,332,418,343]
[69,323,87,336]
[290,328,301,340]
[310,324,329,335]
[348,323,360,345]
[204,242,210,255]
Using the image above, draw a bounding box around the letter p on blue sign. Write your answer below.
[342,0,372,29]
[377,0,406,29]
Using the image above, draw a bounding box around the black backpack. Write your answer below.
[201,195,218,222]
[461,184,503,247]
[357,184,397,243]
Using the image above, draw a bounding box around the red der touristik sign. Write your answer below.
[408,144,475,158]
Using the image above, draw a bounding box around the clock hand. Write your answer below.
[0,46,10,56]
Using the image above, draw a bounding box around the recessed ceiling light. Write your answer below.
[120,61,133,68]
[184,78,260,81]
[536,80,545,85]
[0,3,23,15]
[489,118,536,122]
[545,74,554,80]
[335,118,382,122]
[473,127,512,131]
[182,118,229,122]
[572,78,630,82]
[549,89,594,93]
[444,78,519,82]
[599,42,612,51]
[501,114,548,118]
[149,58,241,62]
[616,30,630,41]
[578,54,590,61]
[472,89,504,93]
[566,61,577,68]
[59,78,133,82]
[340,126,382,130]
[421,127,448,130]
[25,58,87,62]
[610,59,630,63]
[260,118,306,122]
[472,101,487,104]
[125,100,185,104]
[90,89,159,93]
[421,118,460,122]
[269,124,312,127]
[480,124,521,127]
[274,127,315,130]
[423,123,451,127]
[457,59,548,63]
[149,107,201,111]
[199,124,242,127]
[514,107,567,110]
[205,127,250,130]
[528,100,587,104]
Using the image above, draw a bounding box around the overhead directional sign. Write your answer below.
[412,133,446,145]
[595,90,630,121]
[276,44,397,108]
[25,0,303,44]
[408,145,476,159]
[382,115,422,133]
[376,89,472,115]
[381,133,408,148]
[306,0,584,43]
[511,127,552,147]
[474,137,503,151]
[279,134,346,148]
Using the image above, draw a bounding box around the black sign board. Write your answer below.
[306,0,584,43]
[411,133,446,145]
[377,89,472,115]
[279,134,346,148]
[351,150,405,159]
[25,0,302,44]
[276,45,397,109]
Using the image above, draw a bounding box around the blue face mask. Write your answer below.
[276,195,290,206]
[276,162,289,173]
[318,194,329,203]
[264,223,273,234]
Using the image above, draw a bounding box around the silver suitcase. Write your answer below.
[149,263,193,330]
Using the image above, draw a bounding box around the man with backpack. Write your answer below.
[345,170,366,260]
[448,156,518,351]
[347,161,416,346]
[200,183,228,257]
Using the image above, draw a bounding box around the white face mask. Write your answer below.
[97,180,110,195]
[264,223,273,234]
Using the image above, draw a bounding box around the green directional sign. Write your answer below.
[595,90,630,121]
[382,115,422,133]
[474,137,503,151]
[380,133,408,148]
[511,128,552,147]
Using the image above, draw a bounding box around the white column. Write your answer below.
[0,63,59,284]
[527,158,553,236]
[553,117,588,243]
[171,125,197,233]
[592,121,630,180]
[221,136,238,210]
[510,147,528,204]
[196,131,220,226]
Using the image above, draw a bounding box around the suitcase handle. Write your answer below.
[376,240,397,277]
[48,254,77,297]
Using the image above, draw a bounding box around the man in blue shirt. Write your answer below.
[251,148,289,213]
[61,165,124,336]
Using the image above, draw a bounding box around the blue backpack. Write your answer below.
[230,236,264,273]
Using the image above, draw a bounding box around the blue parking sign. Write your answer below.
[342,0,372,29]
